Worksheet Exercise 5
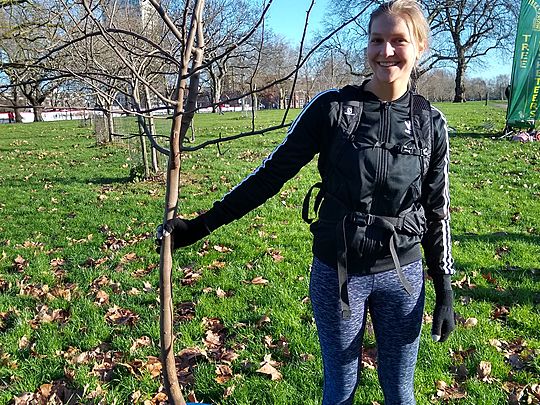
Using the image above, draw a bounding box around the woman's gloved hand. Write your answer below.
[431,274,455,343]
[156,215,210,252]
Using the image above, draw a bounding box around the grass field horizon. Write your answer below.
[1,101,539,404]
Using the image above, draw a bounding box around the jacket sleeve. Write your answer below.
[420,106,455,277]
[203,90,338,231]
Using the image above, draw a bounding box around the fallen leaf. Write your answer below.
[18,336,30,350]
[120,252,137,263]
[224,385,235,398]
[142,281,153,293]
[463,317,478,328]
[266,248,284,262]
[215,364,233,384]
[94,290,109,306]
[256,361,282,381]
[433,380,467,401]
[257,315,271,327]
[130,336,152,353]
[477,360,493,382]
[361,347,378,370]
[300,353,315,362]
[491,305,510,321]
[50,258,65,268]
[105,305,139,326]
[175,301,195,323]
[214,244,233,253]
[13,255,29,272]
[251,276,269,285]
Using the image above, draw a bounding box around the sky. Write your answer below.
[265,0,513,80]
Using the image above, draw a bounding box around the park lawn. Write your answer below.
[0,102,538,404]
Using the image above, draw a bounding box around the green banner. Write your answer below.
[507,0,540,128]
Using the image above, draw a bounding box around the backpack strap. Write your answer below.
[339,85,364,139]
[411,93,433,179]
[301,86,364,224]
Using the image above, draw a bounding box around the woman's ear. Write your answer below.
[416,40,427,60]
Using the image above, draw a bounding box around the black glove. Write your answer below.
[156,215,210,252]
[431,274,455,343]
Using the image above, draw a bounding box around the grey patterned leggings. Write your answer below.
[309,257,425,405]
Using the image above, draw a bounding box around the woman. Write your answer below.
[158,1,455,403]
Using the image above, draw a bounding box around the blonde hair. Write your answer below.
[368,0,429,53]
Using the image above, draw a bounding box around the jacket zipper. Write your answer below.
[374,101,390,199]
[364,101,390,253]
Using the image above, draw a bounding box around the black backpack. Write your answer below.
[302,85,433,225]
[302,85,434,319]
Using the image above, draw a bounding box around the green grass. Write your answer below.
[0,102,539,404]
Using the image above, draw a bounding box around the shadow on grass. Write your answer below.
[452,232,540,305]
[450,131,505,139]
[3,175,133,190]
[453,231,540,246]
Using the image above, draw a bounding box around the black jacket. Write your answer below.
[204,85,454,277]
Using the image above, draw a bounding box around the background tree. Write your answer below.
[0,0,68,121]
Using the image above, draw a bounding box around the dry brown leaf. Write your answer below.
[50,258,65,268]
[361,347,378,370]
[491,305,510,321]
[224,385,235,398]
[204,330,223,348]
[130,336,152,353]
[120,252,137,263]
[463,317,478,328]
[207,260,226,270]
[433,380,467,401]
[214,244,233,253]
[131,390,142,403]
[105,305,139,326]
[251,276,269,285]
[256,361,282,381]
[181,269,202,286]
[94,290,109,306]
[13,255,28,272]
[144,356,162,378]
[300,353,315,362]
[215,364,234,384]
[175,301,195,323]
[18,336,30,350]
[452,274,476,290]
[266,248,284,262]
[142,281,153,293]
[218,348,239,364]
[477,360,493,382]
[257,315,271,327]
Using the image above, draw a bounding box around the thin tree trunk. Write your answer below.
[134,84,150,178]
[139,122,150,178]
[152,145,159,173]
[106,107,115,142]
[159,1,205,404]
[144,84,159,174]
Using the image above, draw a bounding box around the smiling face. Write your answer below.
[367,13,424,100]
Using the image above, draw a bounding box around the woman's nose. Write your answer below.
[382,42,395,57]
